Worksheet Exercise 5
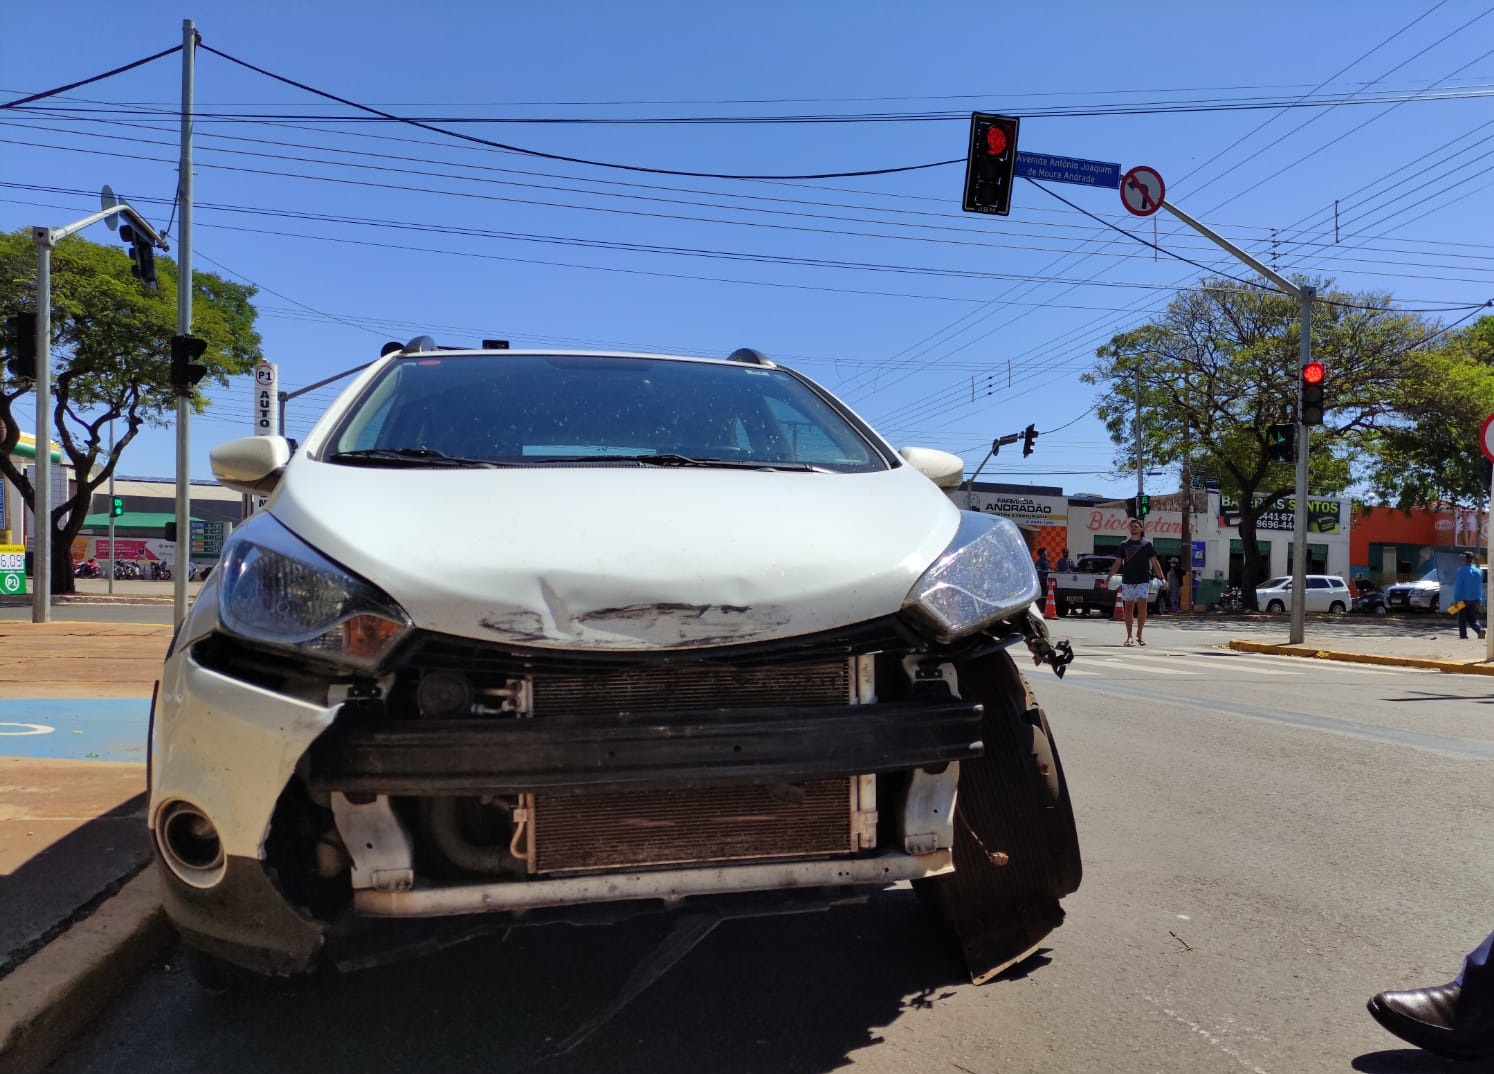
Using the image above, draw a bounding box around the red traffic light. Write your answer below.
[985,126,1008,156]
[1302,360,1325,385]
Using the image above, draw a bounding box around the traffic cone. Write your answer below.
[1044,576,1058,618]
[1112,587,1125,621]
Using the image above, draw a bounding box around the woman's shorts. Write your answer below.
[1120,582,1151,602]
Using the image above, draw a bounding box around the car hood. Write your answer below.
[266,457,962,650]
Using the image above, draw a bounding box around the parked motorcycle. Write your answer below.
[1215,585,1244,612]
[74,559,102,579]
[114,560,141,579]
[1352,591,1389,616]
[150,561,172,581]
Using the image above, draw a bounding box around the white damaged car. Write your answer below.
[153,340,1079,987]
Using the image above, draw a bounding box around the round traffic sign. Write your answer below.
[1121,165,1165,217]
[1480,413,1494,464]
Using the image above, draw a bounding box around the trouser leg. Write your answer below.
[1454,929,1494,985]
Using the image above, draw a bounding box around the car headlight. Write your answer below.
[902,512,1039,643]
[217,514,410,671]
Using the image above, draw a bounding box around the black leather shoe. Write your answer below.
[1367,981,1494,1059]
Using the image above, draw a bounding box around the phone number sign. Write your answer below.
[0,544,25,595]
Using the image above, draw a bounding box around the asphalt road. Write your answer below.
[43,616,1494,1074]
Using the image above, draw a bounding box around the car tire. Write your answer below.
[1430,597,1439,614]
[1329,601,1346,614]
[914,650,1081,984]
[1373,603,1388,616]
[1266,599,1285,614]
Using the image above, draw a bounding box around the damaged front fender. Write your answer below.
[914,648,1081,984]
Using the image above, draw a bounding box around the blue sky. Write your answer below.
[3,1,1493,497]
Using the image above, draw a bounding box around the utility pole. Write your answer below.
[1180,408,1192,612]
[1158,199,1315,644]
[172,18,196,625]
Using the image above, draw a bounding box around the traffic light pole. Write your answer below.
[31,233,52,623]
[1156,199,1314,642]
[1290,286,1316,644]
[27,206,165,623]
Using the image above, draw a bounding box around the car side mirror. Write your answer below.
[210,436,292,496]
[898,446,965,489]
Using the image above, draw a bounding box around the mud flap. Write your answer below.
[914,649,1081,984]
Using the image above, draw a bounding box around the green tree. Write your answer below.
[0,229,262,594]
[1364,314,1494,510]
[1085,277,1432,608]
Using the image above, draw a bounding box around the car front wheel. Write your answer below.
[1266,599,1285,614]
[915,650,1081,985]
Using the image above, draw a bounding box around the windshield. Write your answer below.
[1261,577,1290,590]
[324,354,888,473]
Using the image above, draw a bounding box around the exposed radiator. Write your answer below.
[531,778,856,874]
[531,661,852,719]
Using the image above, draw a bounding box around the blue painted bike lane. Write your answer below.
[0,697,151,762]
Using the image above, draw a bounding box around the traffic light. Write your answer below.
[962,112,1021,216]
[1021,423,1039,457]
[170,334,209,392]
[1138,494,1151,518]
[111,496,124,517]
[1301,360,1325,426]
[117,223,157,290]
[1267,422,1296,463]
[4,312,37,380]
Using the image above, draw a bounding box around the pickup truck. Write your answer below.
[1048,554,1163,616]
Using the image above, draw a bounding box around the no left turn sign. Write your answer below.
[1121,165,1165,217]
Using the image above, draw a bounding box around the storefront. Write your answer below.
[952,483,1069,563]
[1350,504,1488,585]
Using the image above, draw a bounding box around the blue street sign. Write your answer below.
[1014,152,1121,189]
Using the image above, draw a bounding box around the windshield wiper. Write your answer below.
[327,448,507,469]
[529,453,830,472]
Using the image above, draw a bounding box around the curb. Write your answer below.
[0,870,171,1074]
[1227,639,1494,675]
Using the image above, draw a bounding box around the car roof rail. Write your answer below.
[727,347,775,367]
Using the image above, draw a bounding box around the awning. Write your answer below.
[80,512,206,529]
[10,432,62,463]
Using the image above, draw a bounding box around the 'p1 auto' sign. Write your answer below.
[254,362,279,437]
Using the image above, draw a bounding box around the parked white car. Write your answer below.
[153,339,1081,989]
[1254,574,1352,614]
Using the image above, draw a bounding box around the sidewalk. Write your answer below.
[0,609,1489,1071]
[1221,613,1494,673]
[0,619,171,1074]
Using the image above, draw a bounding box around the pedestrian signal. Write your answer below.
[1267,423,1296,463]
[111,496,125,517]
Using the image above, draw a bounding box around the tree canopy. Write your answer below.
[0,229,262,591]
[1085,276,1441,606]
